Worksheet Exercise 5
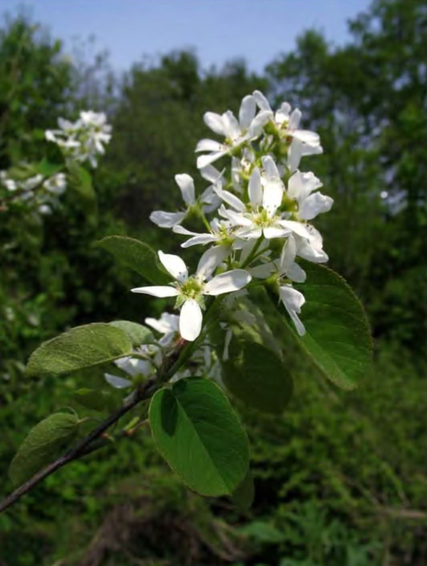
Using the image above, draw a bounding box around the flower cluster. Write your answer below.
[46,110,112,168]
[134,91,333,342]
[104,313,221,389]
[0,171,67,215]
[1,111,112,217]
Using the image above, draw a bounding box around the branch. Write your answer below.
[0,376,157,515]
[0,304,211,514]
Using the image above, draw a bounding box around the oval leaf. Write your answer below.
[97,235,169,285]
[25,323,133,378]
[283,262,373,390]
[109,320,153,347]
[222,341,293,415]
[149,377,249,497]
[9,413,79,486]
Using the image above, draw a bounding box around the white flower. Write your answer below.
[150,173,220,229]
[43,173,67,196]
[173,217,235,249]
[150,173,195,228]
[132,248,251,341]
[105,352,152,389]
[196,95,270,169]
[249,234,306,282]
[22,175,43,191]
[145,312,179,346]
[279,284,306,336]
[104,341,160,389]
[253,90,322,171]
[38,204,52,215]
[0,171,17,191]
[217,156,311,241]
[294,225,329,263]
[287,171,333,221]
[45,110,111,168]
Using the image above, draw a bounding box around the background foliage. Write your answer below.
[1,0,426,564]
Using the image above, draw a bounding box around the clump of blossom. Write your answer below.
[45,110,112,168]
[0,171,66,215]
[134,90,333,340]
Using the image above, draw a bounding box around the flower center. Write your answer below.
[179,277,204,300]
[252,208,274,227]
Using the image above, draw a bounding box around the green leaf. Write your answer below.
[281,262,373,390]
[97,235,169,285]
[25,323,133,378]
[109,320,153,347]
[9,413,80,486]
[222,341,293,415]
[149,377,249,497]
[231,470,255,510]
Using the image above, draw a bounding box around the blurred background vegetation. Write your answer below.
[0,0,426,564]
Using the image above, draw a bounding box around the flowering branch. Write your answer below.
[3,90,372,511]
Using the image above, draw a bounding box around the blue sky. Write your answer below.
[2,0,371,72]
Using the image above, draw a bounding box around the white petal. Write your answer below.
[249,262,275,279]
[279,220,311,239]
[222,110,241,140]
[179,299,203,341]
[197,151,227,169]
[131,286,179,298]
[263,226,288,239]
[175,174,195,205]
[262,180,283,216]
[296,237,329,263]
[301,143,323,156]
[239,95,256,130]
[146,312,179,334]
[220,207,252,227]
[248,110,272,138]
[204,270,251,296]
[287,171,305,201]
[173,225,199,237]
[252,90,271,111]
[196,245,229,280]
[262,155,280,181]
[195,139,223,152]
[299,193,333,220]
[150,210,185,228]
[235,226,262,239]
[145,317,170,334]
[288,139,303,172]
[158,251,188,282]
[248,167,262,206]
[292,129,320,147]
[279,234,297,273]
[104,374,132,389]
[182,234,216,248]
[288,108,302,130]
[279,285,306,336]
[199,164,223,184]
[287,262,306,283]
[204,112,226,136]
[215,188,246,211]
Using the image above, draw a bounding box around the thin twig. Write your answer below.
[0,298,218,514]
[0,377,157,514]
